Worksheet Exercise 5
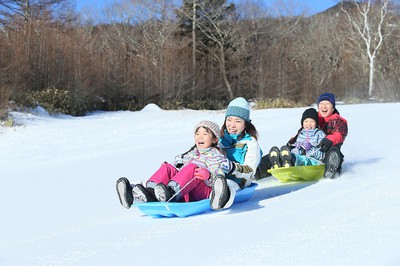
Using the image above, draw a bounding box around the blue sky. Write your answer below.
[75,0,338,15]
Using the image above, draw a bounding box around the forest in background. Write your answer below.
[1,0,399,117]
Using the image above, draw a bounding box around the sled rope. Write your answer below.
[165,176,197,210]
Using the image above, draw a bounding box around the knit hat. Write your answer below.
[195,120,220,138]
[225,97,251,122]
[317,92,336,108]
[301,108,319,127]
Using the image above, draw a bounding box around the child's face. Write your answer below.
[318,100,334,117]
[303,118,317,130]
[225,116,246,135]
[195,127,217,150]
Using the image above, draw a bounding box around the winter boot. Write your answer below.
[116,177,134,209]
[324,150,341,179]
[280,145,292,168]
[132,184,157,203]
[268,146,281,169]
[154,183,176,202]
[210,175,230,211]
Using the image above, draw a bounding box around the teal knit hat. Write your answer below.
[225,97,251,122]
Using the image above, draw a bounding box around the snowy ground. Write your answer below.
[1,103,399,266]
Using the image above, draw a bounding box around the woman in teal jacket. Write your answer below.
[210,97,262,211]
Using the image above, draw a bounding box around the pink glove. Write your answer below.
[194,167,210,180]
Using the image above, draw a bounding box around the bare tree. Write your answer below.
[103,0,178,105]
[197,2,236,99]
[341,0,394,98]
[0,0,72,27]
[0,0,76,96]
[190,0,197,95]
[233,0,271,99]
[294,10,349,101]
[177,0,243,100]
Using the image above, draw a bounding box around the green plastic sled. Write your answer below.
[267,165,325,183]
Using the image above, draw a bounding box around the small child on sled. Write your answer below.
[268,108,326,168]
[116,120,227,209]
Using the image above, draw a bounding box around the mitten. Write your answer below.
[301,141,312,151]
[286,137,296,147]
[220,158,235,174]
[317,138,333,152]
[194,167,210,180]
[294,141,302,149]
[173,155,185,169]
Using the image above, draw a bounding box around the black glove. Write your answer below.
[318,138,333,152]
[286,137,296,147]
[286,137,297,151]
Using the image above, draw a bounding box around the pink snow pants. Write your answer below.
[147,162,212,202]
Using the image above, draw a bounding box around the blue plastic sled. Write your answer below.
[135,183,258,218]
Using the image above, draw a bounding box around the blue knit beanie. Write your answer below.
[318,92,335,108]
[225,97,250,122]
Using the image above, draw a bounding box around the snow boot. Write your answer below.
[280,145,292,168]
[268,146,281,169]
[132,184,157,203]
[154,183,176,202]
[324,150,341,179]
[116,177,134,209]
[210,175,230,211]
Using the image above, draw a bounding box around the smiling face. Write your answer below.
[225,116,246,135]
[318,100,334,118]
[303,118,317,130]
[194,126,218,150]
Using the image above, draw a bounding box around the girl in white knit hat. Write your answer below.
[116,120,228,208]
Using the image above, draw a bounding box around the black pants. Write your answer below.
[324,146,345,174]
[255,154,273,179]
